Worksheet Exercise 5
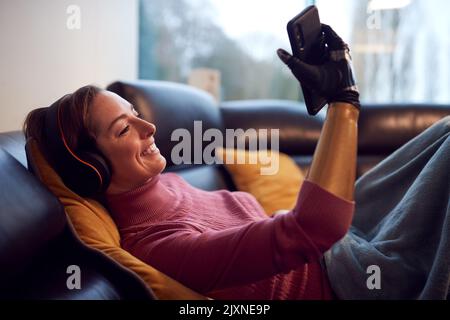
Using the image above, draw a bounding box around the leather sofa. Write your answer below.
[1,79,449,299]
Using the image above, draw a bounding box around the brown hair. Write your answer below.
[23,85,103,166]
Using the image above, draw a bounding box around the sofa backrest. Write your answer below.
[357,104,450,176]
[108,80,450,179]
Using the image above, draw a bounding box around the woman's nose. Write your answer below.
[141,120,156,139]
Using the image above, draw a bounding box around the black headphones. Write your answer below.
[44,96,111,197]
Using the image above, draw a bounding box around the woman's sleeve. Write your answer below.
[130,180,354,294]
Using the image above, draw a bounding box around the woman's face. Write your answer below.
[90,90,166,194]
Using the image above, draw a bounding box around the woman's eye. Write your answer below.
[119,125,130,136]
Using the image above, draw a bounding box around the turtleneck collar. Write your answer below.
[105,173,176,229]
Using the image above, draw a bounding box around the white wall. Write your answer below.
[0,0,138,132]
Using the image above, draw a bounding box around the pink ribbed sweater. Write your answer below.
[106,172,354,300]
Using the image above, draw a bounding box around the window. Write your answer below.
[139,0,449,104]
[316,0,450,104]
[139,0,307,101]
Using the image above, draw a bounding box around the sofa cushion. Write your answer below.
[216,148,305,216]
[26,139,208,300]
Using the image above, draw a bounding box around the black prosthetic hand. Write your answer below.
[277,24,361,111]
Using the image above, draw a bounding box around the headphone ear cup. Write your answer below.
[43,98,112,197]
[78,152,111,193]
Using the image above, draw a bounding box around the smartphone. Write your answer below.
[287,5,327,115]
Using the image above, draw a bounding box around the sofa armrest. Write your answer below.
[220,100,324,155]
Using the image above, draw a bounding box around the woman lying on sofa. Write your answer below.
[23,25,450,300]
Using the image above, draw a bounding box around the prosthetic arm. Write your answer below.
[277,24,360,201]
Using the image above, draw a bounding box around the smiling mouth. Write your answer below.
[141,143,159,157]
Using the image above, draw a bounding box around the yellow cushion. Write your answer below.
[27,140,207,300]
[215,148,304,216]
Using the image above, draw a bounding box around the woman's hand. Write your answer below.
[277,24,361,110]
